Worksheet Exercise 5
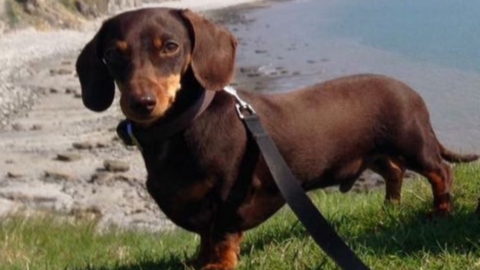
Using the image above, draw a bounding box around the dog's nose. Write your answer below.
[130,94,157,115]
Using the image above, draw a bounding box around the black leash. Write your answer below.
[224,86,370,270]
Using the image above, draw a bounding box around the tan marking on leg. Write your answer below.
[201,233,243,270]
[425,168,452,216]
[385,161,405,204]
[388,160,403,171]
[370,159,405,204]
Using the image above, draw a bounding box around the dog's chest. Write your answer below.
[142,143,219,231]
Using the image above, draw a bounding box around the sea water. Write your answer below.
[230,0,480,152]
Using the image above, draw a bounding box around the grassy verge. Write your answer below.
[1,164,480,270]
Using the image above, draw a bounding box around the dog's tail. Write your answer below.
[439,143,479,163]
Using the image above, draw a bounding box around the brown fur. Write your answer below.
[76,8,479,270]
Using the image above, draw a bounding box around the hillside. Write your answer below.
[0,0,144,32]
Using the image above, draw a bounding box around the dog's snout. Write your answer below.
[130,94,157,115]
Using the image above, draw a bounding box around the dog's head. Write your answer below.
[76,8,237,124]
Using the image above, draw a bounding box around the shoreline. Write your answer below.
[142,0,265,11]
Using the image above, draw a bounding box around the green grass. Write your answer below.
[1,164,480,270]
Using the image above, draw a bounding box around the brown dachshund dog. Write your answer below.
[76,8,479,270]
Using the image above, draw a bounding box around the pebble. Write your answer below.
[56,152,82,162]
[7,171,24,179]
[96,142,109,148]
[89,173,137,186]
[114,175,139,185]
[72,141,94,150]
[44,170,76,182]
[89,171,114,185]
[31,124,43,130]
[50,68,72,76]
[11,123,25,131]
[65,87,76,94]
[50,88,60,94]
[103,159,130,173]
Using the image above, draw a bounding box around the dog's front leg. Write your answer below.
[197,231,243,270]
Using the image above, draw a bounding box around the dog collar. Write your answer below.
[126,121,143,152]
[117,89,216,151]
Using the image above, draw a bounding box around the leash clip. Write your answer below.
[223,85,256,119]
[126,122,143,152]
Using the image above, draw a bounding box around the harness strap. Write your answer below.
[227,87,370,270]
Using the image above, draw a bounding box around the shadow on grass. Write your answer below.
[242,219,310,254]
[242,208,480,257]
[353,209,480,255]
[78,255,192,270]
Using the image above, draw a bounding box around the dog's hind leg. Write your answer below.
[421,163,453,216]
[398,126,453,215]
[369,158,406,204]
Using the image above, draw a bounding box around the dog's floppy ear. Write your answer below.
[75,25,115,112]
[180,9,237,91]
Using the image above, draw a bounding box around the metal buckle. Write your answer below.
[126,122,143,152]
[235,103,256,119]
[223,85,256,119]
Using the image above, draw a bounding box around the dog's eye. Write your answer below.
[162,41,179,54]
